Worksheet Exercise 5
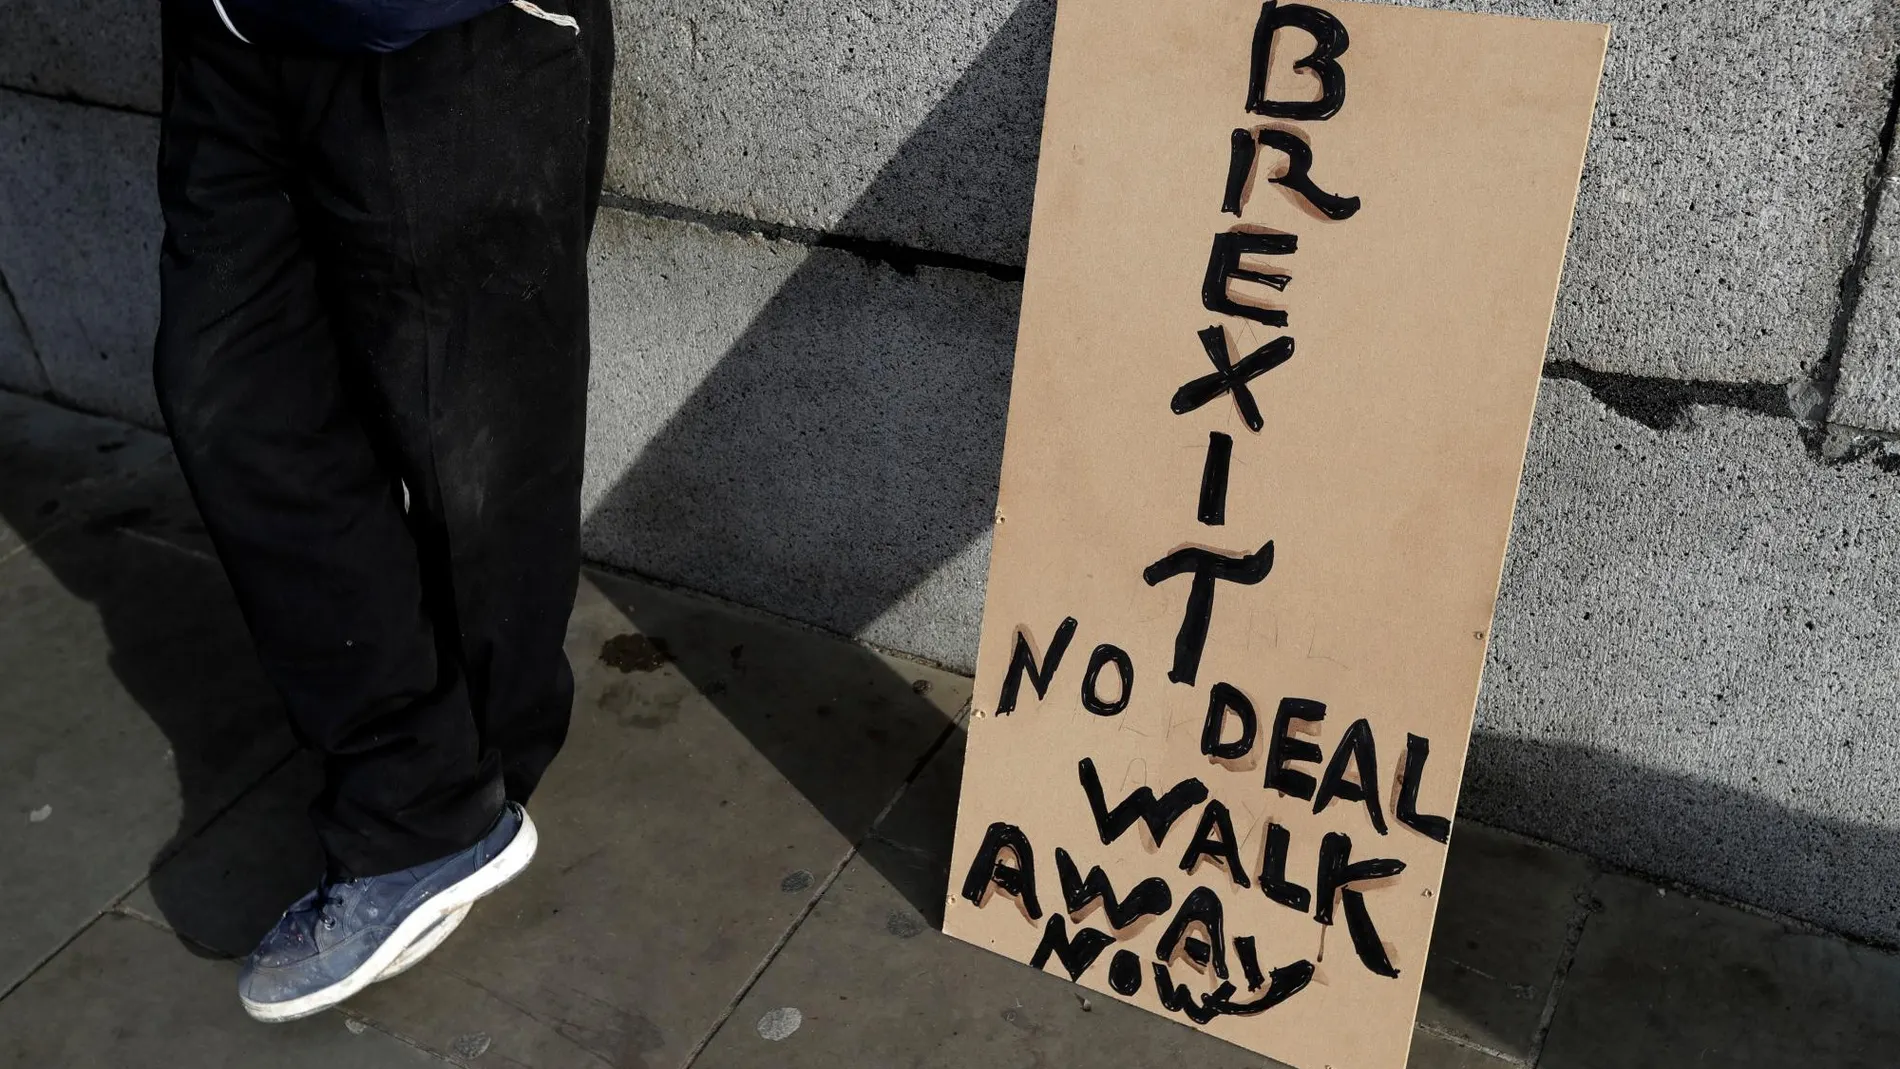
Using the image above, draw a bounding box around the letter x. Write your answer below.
[1171,327,1294,433]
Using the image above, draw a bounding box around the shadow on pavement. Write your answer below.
[5,0,1898,1007]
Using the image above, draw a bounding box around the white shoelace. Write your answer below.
[207,1,577,46]
[511,0,580,32]
[209,0,252,43]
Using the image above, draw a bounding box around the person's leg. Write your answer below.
[154,10,503,879]
[298,0,615,806]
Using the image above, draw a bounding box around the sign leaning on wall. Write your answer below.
[942,3,1608,1067]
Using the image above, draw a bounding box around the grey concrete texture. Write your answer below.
[0,383,170,558]
[602,0,1900,383]
[120,555,972,1069]
[0,914,445,1069]
[693,765,1525,1069]
[1835,176,1900,435]
[861,725,1592,1065]
[606,0,1052,268]
[1468,376,1900,947]
[9,391,1900,1068]
[0,90,162,425]
[0,0,1893,391]
[0,0,161,114]
[0,278,45,396]
[583,207,1014,671]
[1406,0,1900,384]
[0,419,291,995]
[1538,874,1900,1067]
[1419,822,1592,1060]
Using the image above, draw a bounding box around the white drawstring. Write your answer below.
[209,0,253,43]
[207,0,572,46]
[511,0,579,32]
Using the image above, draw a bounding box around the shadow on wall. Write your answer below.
[579,0,1049,666]
[575,0,1057,923]
[1462,733,1900,947]
[7,0,1898,974]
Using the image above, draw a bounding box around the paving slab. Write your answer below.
[698,823,1510,1069]
[1539,872,1900,1067]
[1415,823,1592,1061]
[694,836,1277,1069]
[0,282,44,395]
[584,207,1013,672]
[1470,376,1900,947]
[0,0,161,114]
[1408,1031,1516,1069]
[125,566,970,1068]
[1834,176,1900,436]
[0,501,289,996]
[711,726,1558,1069]
[0,913,444,1069]
[0,90,162,426]
[0,388,171,558]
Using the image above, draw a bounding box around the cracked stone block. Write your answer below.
[1404,0,1900,385]
[1833,176,1900,435]
[582,207,1015,671]
[1469,376,1900,947]
[606,0,1900,385]
[0,273,45,394]
[0,0,161,113]
[0,90,162,425]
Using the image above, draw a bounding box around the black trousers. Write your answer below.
[154,0,614,877]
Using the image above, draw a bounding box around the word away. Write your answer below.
[964,614,1454,1022]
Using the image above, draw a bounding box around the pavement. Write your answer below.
[2,385,1897,1069]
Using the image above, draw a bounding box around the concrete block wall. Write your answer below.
[4,0,1900,945]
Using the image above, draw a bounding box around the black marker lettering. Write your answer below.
[1247,0,1350,121]
[1029,913,1117,981]
[1173,327,1295,433]
[1314,831,1404,926]
[1077,758,1209,847]
[1080,643,1134,716]
[1312,717,1388,834]
[1198,431,1234,525]
[1222,128,1257,216]
[1264,697,1326,799]
[1055,847,1174,929]
[1201,681,1258,760]
[1142,541,1275,686]
[1397,732,1453,843]
[958,822,1042,919]
[1202,232,1296,330]
[1183,937,1212,967]
[1208,959,1316,1016]
[995,617,1078,716]
[1255,128,1360,219]
[1109,949,1143,996]
[1179,800,1253,889]
[1223,127,1361,220]
[1155,886,1229,980]
[1152,965,1232,1025]
[1257,821,1313,913]
[1233,935,1267,991]
[1343,889,1401,978]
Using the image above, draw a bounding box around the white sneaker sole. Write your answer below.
[241,807,539,1023]
[375,903,470,981]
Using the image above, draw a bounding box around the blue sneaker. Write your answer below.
[238,802,538,1022]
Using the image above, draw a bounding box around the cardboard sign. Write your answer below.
[942,3,1607,1067]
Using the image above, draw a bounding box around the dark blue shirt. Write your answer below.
[202,0,513,52]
